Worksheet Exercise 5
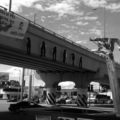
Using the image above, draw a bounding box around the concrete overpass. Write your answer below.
[0,7,120,92]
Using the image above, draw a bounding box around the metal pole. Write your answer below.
[9,0,12,12]
[20,68,25,102]
[103,5,106,39]
[28,69,32,102]
[34,13,36,24]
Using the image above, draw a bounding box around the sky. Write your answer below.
[1,0,120,62]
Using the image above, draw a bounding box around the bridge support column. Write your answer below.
[46,88,56,105]
[76,88,88,108]
[106,58,120,118]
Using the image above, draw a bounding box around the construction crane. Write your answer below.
[90,37,120,118]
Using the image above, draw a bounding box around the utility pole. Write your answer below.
[9,0,12,12]
[102,1,107,43]
[34,13,37,24]
[20,68,25,102]
[28,69,32,102]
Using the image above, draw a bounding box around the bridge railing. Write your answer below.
[0,6,92,53]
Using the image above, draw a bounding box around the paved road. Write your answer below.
[0,101,118,120]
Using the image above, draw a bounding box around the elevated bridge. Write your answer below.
[0,6,120,91]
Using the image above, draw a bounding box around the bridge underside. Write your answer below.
[0,44,95,74]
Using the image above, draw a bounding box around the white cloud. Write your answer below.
[80,32,85,35]
[34,4,44,11]
[71,16,98,22]
[33,0,83,17]
[45,1,83,17]
[0,0,40,12]
[76,21,89,26]
[89,27,102,36]
[41,16,46,22]
[76,40,87,44]
[83,16,98,20]
[106,3,120,12]
[82,0,107,8]
[82,0,120,13]
[61,24,77,29]
[96,21,101,26]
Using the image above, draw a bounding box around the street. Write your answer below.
[0,100,117,120]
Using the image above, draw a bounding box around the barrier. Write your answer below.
[46,92,56,105]
[76,94,87,107]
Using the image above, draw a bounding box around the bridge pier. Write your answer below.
[46,88,56,105]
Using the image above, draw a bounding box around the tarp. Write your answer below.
[0,8,29,39]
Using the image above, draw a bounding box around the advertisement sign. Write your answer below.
[0,8,29,39]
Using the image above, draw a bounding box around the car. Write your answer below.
[95,94,111,104]
[66,97,76,104]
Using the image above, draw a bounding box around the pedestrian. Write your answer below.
[79,57,82,68]
[26,37,31,55]
[63,50,67,63]
[53,46,57,61]
[41,41,46,57]
[71,53,75,65]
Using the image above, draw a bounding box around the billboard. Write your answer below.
[0,8,29,39]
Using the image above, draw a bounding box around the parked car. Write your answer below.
[95,94,112,104]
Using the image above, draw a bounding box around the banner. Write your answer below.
[0,8,29,39]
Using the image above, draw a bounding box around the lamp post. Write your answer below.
[103,3,106,39]
[20,68,25,102]
[15,69,21,101]
[9,0,12,11]
[34,13,37,24]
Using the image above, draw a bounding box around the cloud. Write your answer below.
[106,3,120,12]
[0,0,40,12]
[33,0,83,17]
[45,1,83,17]
[96,21,101,26]
[82,0,120,13]
[89,27,102,36]
[76,40,87,44]
[61,24,77,29]
[76,21,89,26]
[82,0,107,8]
[34,4,44,11]
[80,32,86,35]
[71,16,98,22]
[41,16,46,22]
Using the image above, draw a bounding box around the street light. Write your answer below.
[34,13,37,24]
[103,3,106,39]
[9,0,12,11]
[91,1,106,40]
[33,13,40,24]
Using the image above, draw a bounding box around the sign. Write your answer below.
[0,8,29,39]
